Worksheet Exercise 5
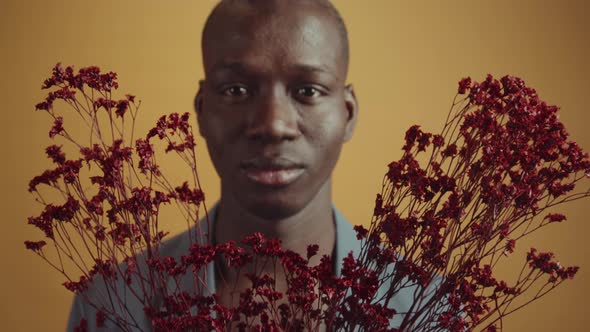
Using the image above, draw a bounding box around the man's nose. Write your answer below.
[246,90,300,142]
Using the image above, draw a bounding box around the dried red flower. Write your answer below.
[27,67,589,331]
[24,240,46,252]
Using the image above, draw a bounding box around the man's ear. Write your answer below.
[343,83,359,142]
[195,80,206,138]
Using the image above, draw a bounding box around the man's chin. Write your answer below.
[224,175,328,221]
[243,198,306,221]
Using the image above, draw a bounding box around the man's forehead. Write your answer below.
[203,10,344,79]
[203,4,336,50]
[209,60,338,80]
[201,0,349,79]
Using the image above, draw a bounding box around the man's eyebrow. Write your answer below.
[211,62,249,74]
[291,64,331,74]
[210,62,336,78]
[291,63,340,81]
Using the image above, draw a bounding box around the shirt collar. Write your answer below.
[198,202,361,294]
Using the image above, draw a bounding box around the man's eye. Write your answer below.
[295,86,322,98]
[222,85,249,98]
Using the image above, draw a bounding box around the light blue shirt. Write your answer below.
[66,204,419,331]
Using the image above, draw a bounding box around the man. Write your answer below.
[195,0,357,309]
[67,1,417,330]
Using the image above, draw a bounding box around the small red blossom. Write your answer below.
[93,97,117,111]
[95,309,107,328]
[306,244,319,259]
[171,182,205,206]
[50,86,76,101]
[63,275,90,293]
[545,213,566,223]
[49,116,64,138]
[353,225,368,241]
[115,99,129,117]
[24,240,47,252]
[73,318,88,332]
[27,215,53,239]
[80,144,105,162]
[28,168,60,192]
[432,134,445,147]
[35,100,52,111]
[41,63,67,89]
[505,239,516,254]
[45,145,66,164]
[458,77,472,94]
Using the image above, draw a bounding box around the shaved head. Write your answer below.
[201,0,350,78]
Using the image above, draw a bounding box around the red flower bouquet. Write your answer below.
[27,64,590,331]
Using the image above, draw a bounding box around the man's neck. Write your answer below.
[212,182,336,312]
[214,182,336,263]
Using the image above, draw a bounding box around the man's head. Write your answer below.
[195,0,358,220]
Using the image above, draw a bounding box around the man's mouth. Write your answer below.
[240,158,305,186]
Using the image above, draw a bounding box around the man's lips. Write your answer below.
[241,168,305,186]
[240,158,305,186]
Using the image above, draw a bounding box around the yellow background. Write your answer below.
[1,0,589,330]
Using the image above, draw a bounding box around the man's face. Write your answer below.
[197,4,357,220]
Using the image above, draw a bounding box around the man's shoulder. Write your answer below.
[332,205,363,273]
[66,210,212,331]
[158,224,208,258]
[158,205,215,257]
[332,205,431,328]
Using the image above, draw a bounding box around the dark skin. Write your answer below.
[195,0,358,308]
